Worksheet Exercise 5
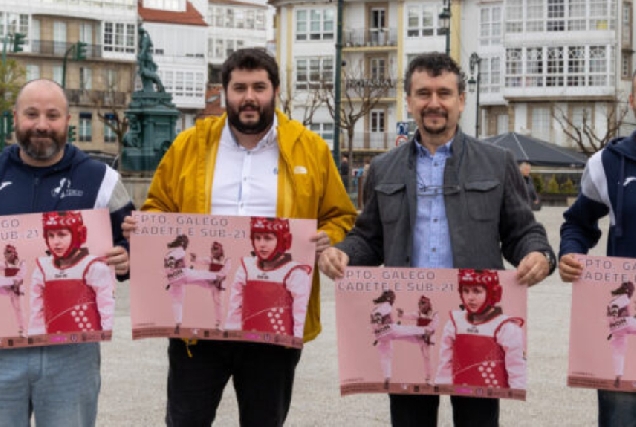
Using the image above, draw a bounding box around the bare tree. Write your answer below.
[89,90,129,150]
[321,61,394,189]
[279,72,324,126]
[553,101,629,156]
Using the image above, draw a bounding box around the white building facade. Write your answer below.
[139,0,208,132]
[269,0,635,161]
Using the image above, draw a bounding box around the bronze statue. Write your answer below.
[137,27,165,93]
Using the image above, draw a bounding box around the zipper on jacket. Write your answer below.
[31,176,40,210]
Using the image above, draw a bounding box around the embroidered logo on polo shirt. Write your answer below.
[293,166,307,174]
[51,178,84,199]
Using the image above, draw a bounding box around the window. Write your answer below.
[103,22,135,53]
[531,106,551,141]
[407,4,438,38]
[526,0,544,32]
[103,69,118,91]
[571,104,593,130]
[54,21,66,55]
[80,68,92,90]
[526,47,544,87]
[505,48,523,87]
[480,5,502,46]
[53,66,63,86]
[496,114,509,134]
[26,65,40,81]
[505,44,613,88]
[622,53,632,79]
[79,23,92,45]
[547,0,565,32]
[370,58,386,80]
[79,112,92,142]
[0,13,29,38]
[622,2,632,46]
[295,57,333,90]
[506,0,523,33]
[309,123,334,143]
[480,57,501,93]
[296,9,334,41]
[370,110,385,133]
[104,114,117,143]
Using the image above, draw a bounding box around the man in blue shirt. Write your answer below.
[319,53,555,426]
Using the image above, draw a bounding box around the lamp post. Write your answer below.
[467,52,482,137]
[438,0,451,56]
[333,0,344,169]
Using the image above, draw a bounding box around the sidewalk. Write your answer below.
[98,206,601,426]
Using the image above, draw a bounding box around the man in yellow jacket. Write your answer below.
[124,48,356,426]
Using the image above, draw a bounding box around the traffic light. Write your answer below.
[68,125,76,143]
[12,33,26,53]
[74,41,88,60]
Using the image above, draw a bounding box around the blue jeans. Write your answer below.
[0,343,101,427]
[599,389,636,427]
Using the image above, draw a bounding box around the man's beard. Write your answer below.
[16,128,66,162]
[227,98,276,135]
[421,110,449,135]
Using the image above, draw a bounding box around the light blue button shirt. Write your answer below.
[412,138,453,269]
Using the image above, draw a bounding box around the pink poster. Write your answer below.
[129,212,317,349]
[0,209,115,349]
[569,255,636,391]
[336,267,527,400]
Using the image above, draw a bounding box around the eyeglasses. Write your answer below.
[417,183,460,197]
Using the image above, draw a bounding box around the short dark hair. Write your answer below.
[221,48,280,91]
[404,52,466,95]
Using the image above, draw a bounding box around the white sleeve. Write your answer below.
[86,260,116,331]
[286,265,313,338]
[498,321,526,389]
[435,318,455,384]
[224,259,247,330]
[426,312,440,335]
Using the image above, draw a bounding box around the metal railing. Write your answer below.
[30,40,104,58]
[344,28,398,47]
[65,89,127,106]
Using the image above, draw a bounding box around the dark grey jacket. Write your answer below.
[337,129,555,271]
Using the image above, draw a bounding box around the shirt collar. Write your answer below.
[414,133,454,157]
[222,115,278,151]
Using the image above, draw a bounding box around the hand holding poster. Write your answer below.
[336,267,527,400]
[0,209,115,348]
[129,212,316,349]
[569,255,636,391]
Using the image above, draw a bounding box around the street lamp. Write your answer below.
[438,0,451,56]
[467,52,482,137]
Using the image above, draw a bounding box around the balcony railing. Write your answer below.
[344,28,398,47]
[65,89,127,106]
[338,132,395,151]
[30,40,104,58]
[344,78,398,99]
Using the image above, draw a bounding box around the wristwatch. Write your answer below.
[542,251,556,273]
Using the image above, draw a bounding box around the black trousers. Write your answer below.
[390,394,499,427]
[166,339,302,427]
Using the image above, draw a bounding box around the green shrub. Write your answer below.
[546,175,560,193]
[560,178,576,194]
[532,175,543,193]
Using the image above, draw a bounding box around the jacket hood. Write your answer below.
[6,143,91,172]
[606,131,636,162]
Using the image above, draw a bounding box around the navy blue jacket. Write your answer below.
[0,144,134,276]
[560,131,636,258]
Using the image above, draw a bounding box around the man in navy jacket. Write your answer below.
[560,70,636,427]
[0,79,134,426]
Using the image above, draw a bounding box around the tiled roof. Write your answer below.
[209,0,267,9]
[138,0,208,26]
[200,85,226,117]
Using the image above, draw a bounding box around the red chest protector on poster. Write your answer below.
[241,257,308,335]
[4,265,19,277]
[209,261,224,272]
[37,255,102,334]
[417,314,434,327]
[450,311,519,388]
